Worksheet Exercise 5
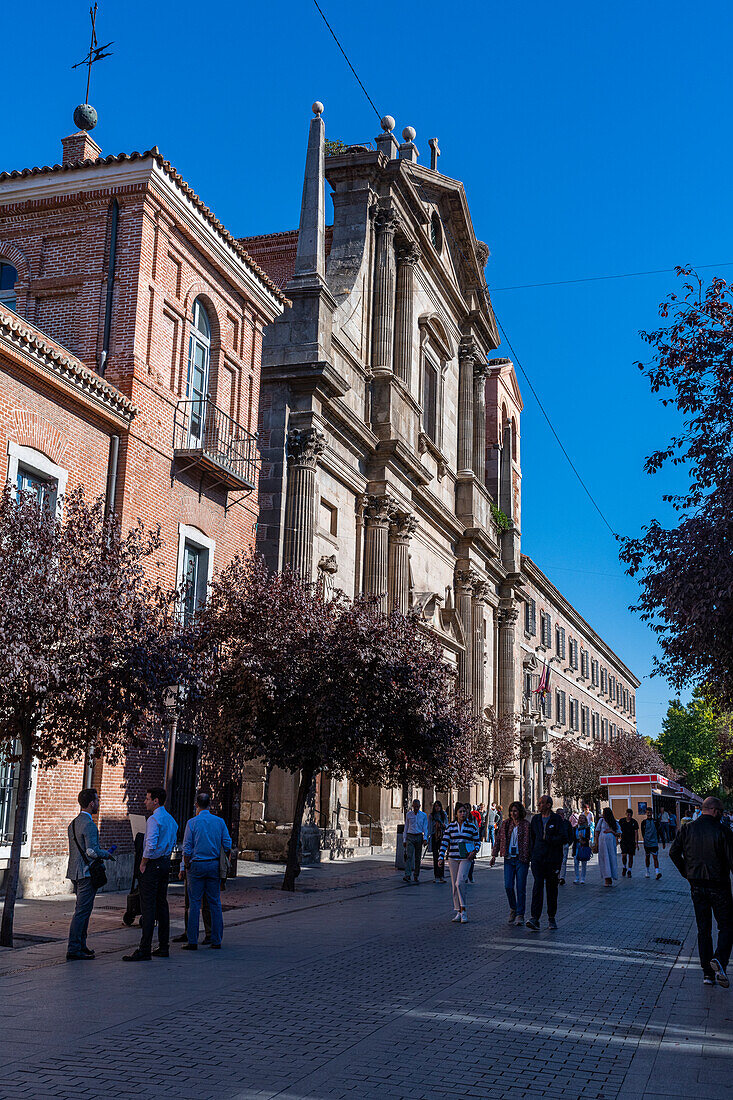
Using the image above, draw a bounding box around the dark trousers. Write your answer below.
[139,856,171,956]
[404,835,424,879]
[690,883,733,974]
[432,842,445,881]
[531,861,559,921]
[67,878,97,954]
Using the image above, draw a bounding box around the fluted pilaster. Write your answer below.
[371,208,398,372]
[498,605,519,718]
[393,242,420,386]
[363,494,395,613]
[455,569,478,703]
[473,360,490,484]
[458,337,477,475]
[282,426,326,582]
[388,512,417,614]
[471,579,489,719]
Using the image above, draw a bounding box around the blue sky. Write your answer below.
[7,0,730,737]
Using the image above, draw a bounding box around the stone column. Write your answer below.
[523,749,534,811]
[455,569,477,704]
[388,512,417,614]
[458,338,477,475]
[282,426,325,582]
[473,360,490,484]
[498,605,519,718]
[471,579,488,719]
[533,744,544,804]
[393,242,420,387]
[363,494,395,613]
[371,207,398,372]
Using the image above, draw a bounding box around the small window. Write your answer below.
[524,598,536,636]
[0,261,17,312]
[422,358,438,443]
[320,498,338,537]
[17,465,56,511]
[430,212,443,253]
[555,626,566,660]
[182,541,208,625]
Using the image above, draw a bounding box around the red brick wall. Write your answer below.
[0,154,271,875]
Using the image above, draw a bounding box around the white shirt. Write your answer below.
[404,810,428,841]
[143,805,179,859]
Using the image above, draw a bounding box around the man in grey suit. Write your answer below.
[66,788,115,961]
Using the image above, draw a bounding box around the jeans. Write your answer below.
[690,883,733,974]
[187,860,223,946]
[138,856,171,955]
[448,857,472,911]
[574,854,588,883]
[67,878,97,954]
[531,861,559,921]
[504,857,529,915]
[404,834,424,880]
[560,843,569,881]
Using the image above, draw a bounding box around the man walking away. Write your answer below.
[620,808,640,877]
[403,799,428,884]
[642,807,662,879]
[526,795,566,932]
[670,796,733,987]
[123,787,178,962]
[66,789,116,961]
[182,792,232,950]
[660,809,670,846]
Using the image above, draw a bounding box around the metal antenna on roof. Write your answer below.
[71,3,113,132]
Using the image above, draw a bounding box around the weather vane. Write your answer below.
[71,3,113,132]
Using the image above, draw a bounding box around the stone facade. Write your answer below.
[0,129,283,894]
[242,108,639,852]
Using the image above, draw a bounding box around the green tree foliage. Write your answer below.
[657,688,722,793]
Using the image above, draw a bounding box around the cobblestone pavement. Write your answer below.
[1,849,730,1099]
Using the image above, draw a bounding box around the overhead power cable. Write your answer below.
[308,0,620,542]
[490,261,733,292]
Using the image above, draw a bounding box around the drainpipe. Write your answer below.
[99,198,119,378]
[104,434,120,518]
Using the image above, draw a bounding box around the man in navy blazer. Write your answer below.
[526,795,568,932]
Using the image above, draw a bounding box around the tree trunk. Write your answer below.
[0,732,33,948]
[282,764,315,892]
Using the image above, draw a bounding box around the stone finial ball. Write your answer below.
[73,103,98,132]
[312,101,324,117]
[402,126,416,142]
[380,115,395,132]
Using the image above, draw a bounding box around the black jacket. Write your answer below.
[529,811,567,868]
[669,815,733,886]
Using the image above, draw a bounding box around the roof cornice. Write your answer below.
[0,306,136,427]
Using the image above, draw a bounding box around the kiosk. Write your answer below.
[600,772,702,834]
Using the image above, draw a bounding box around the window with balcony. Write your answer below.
[186,299,211,447]
[541,690,552,721]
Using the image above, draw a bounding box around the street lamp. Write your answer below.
[163,685,181,792]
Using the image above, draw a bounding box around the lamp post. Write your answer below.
[163,685,181,792]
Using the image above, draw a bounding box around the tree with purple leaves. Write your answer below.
[0,487,192,947]
[190,556,474,892]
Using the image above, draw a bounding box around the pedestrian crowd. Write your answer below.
[65,786,231,962]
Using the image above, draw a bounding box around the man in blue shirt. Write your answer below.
[403,799,429,884]
[182,791,232,949]
[123,787,178,962]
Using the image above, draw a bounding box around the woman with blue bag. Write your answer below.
[572,813,593,884]
[438,804,480,923]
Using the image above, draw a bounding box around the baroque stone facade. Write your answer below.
[242,107,639,852]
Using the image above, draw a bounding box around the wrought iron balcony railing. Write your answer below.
[173,396,258,491]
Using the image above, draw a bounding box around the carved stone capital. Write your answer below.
[389,511,418,544]
[473,357,491,380]
[498,606,520,627]
[363,493,397,527]
[286,426,326,468]
[374,206,399,237]
[317,554,338,575]
[396,241,421,267]
[459,335,480,368]
[455,568,480,595]
[471,577,491,602]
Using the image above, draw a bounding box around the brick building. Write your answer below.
[0,124,284,895]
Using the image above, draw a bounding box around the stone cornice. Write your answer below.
[0,306,136,427]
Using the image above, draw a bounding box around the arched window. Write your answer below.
[186,298,211,445]
[0,260,18,312]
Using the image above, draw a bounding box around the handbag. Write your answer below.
[73,821,107,890]
[577,844,592,862]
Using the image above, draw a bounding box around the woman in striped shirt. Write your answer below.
[439,804,481,922]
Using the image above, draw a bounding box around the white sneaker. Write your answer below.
[460,912,468,923]
[451,912,462,922]
[645,870,650,878]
